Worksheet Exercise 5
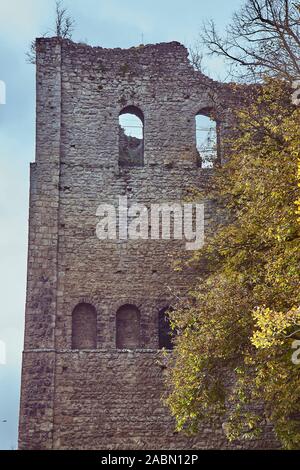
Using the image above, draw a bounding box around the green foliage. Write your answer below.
[166,79,300,448]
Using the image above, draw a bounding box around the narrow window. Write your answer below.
[158,307,174,350]
[195,109,219,168]
[72,303,97,350]
[0,80,6,105]
[116,304,141,349]
[119,106,144,167]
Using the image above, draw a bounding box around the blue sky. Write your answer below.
[0,0,244,450]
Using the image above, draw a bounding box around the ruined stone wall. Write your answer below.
[19,38,277,450]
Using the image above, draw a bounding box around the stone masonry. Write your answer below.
[18,38,277,449]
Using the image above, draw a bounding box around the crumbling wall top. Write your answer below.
[35,37,216,85]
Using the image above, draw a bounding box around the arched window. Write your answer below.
[0,80,6,105]
[158,307,174,350]
[72,303,97,350]
[119,106,144,167]
[116,304,141,349]
[195,108,219,168]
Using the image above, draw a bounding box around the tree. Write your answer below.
[201,0,300,82]
[26,0,75,64]
[166,79,300,448]
[54,0,75,39]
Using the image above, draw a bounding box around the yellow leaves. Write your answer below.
[296,157,300,223]
[251,307,300,349]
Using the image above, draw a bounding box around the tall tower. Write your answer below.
[18,38,272,450]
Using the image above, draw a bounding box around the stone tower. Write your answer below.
[18,38,274,450]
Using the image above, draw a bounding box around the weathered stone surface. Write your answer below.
[19,38,278,449]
